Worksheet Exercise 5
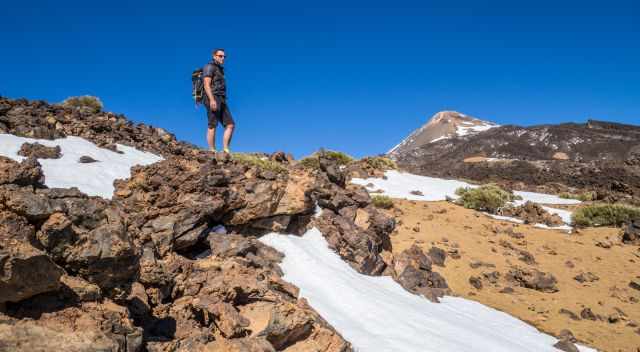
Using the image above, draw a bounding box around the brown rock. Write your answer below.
[623,219,640,245]
[573,272,599,283]
[580,308,597,321]
[507,268,559,293]
[0,156,44,187]
[0,211,64,303]
[559,309,581,321]
[469,276,483,290]
[393,245,450,302]
[553,339,579,352]
[202,337,276,352]
[427,246,447,267]
[17,142,62,159]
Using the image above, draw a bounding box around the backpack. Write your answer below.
[192,68,204,104]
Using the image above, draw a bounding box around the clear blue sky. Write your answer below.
[1,0,638,157]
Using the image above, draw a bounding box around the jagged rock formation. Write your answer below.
[391,114,640,203]
[0,97,449,350]
[0,97,191,157]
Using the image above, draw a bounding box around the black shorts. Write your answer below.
[205,96,235,128]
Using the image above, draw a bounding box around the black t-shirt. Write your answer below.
[202,61,227,98]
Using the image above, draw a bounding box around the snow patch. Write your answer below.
[259,228,596,352]
[0,134,163,199]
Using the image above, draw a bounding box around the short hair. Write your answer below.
[212,48,225,56]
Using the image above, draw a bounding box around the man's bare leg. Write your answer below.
[223,124,235,152]
[207,127,216,151]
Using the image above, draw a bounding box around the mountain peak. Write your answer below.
[388,111,498,156]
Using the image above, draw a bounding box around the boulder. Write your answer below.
[507,268,559,293]
[393,245,450,302]
[0,211,64,303]
[0,156,45,187]
[17,142,62,159]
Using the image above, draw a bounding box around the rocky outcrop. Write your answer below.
[0,153,353,351]
[499,202,564,227]
[0,156,44,186]
[18,142,62,159]
[0,96,192,158]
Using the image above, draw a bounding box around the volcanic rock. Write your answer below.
[499,202,564,227]
[17,142,62,159]
[507,268,559,293]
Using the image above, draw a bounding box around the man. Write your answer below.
[203,48,235,153]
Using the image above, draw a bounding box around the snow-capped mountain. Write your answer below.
[388,111,499,156]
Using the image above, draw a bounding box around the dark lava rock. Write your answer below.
[507,268,559,293]
[393,245,450,302]
[469,276,483,290]
[553,339,579,352]
[427,246,447,267]
[78,155,98,163]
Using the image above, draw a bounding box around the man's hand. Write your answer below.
[209,99,217,111]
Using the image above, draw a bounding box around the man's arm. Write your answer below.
[203,77,215,103]
[202,65,217,111]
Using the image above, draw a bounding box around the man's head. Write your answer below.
[212,48,226,65]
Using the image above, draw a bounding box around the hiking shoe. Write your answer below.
[223,148,231,154]
[208,147,217,153]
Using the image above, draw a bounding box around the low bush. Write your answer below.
[297,149,354,170]
[232,153,287,174]
[323,150,354,165]
[572,203,640,227]
[372,195,394,209]
[363,156,398,170]
[559,191,596,202]
[61,95,103,113]
[298,155,321,170]
[454,184,517,213]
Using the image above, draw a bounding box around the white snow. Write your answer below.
[456,121,498,137]
[352,170,580,207]
[351,170,580,228]
[486,214,525,224]
[513,191,581,206]
[351,170,472,201]
[0,134,163,199]
[260,228,596,352]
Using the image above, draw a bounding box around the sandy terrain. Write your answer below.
[388,199,640,352]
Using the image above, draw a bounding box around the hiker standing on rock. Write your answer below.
[202,48,235,153]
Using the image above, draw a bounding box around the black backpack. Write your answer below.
[192,68,204,105]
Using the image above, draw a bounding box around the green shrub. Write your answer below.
[61,95,103,113]
[559,191,595,202]
[454,184,517,213]
[323,150,354,165]
[363,156,398,170]
[372,195,394,209]
[572,204,640,227]
[297,150,354,170]
[298,155,321,170]
[232,153,287,174]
